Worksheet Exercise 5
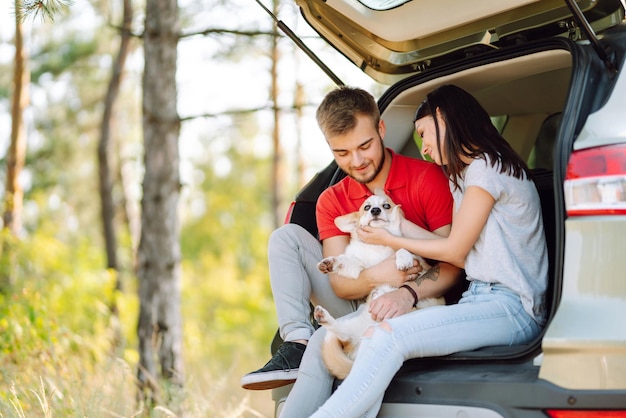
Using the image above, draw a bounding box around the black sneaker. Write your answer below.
[241,341,306,390]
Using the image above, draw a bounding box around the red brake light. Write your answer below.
[545,410,626,418]
[564,143,626,216]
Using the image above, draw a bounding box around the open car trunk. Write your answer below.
[273,34,626,415]
[264,0,626,415]
[288,40,573,361]
[294,0,624,84]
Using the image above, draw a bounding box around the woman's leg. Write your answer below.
[310,282,542,418]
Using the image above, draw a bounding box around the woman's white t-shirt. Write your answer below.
[451,157,548,325]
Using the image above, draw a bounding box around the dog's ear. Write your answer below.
[389,205,405,229]
[393,204,405,218]
[335,212,360,233]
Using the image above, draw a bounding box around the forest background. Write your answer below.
[0,0,383,416]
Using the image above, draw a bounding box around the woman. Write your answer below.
[309,84,548,417]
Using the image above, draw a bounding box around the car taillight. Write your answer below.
[545,410,626,418]
[564,143,626,216]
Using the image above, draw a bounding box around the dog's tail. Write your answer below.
[322,332,356,380]
[416,296,446,309]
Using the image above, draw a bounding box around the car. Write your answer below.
[263,0,626,416]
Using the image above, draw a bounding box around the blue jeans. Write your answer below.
[283,281,542,418]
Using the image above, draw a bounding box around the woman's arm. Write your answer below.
[401,220,450,239]
[358,186,495,268]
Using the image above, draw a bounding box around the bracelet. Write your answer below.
[400,284,419,308]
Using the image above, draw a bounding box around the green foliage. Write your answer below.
[180,113,278,369]
[413,130,433,162]
[0,230,111,359]
[181,256,276,367]
[0,216,274,415]
[0,228,140,416]
[0,109,279,416]
[31,37,99,80]
[0,1,303,415]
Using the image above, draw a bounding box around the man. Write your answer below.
[241,86,461,392]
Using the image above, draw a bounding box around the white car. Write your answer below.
[267,0,626,416]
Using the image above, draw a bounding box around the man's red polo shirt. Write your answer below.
[316,149,452,241]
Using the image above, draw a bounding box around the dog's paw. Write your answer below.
[395,249,415,271]
[415,255,431,274]
[317,257,339,274]
[314,305,333,325]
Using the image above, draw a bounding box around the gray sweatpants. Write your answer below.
[269,223,359,342]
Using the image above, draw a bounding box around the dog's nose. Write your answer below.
[370,207,381,216]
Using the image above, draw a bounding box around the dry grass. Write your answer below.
[0,352,275,418]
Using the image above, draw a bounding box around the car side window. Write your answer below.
[528,113,562,170]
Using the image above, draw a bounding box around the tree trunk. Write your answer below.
[270,0,284,228]
[294,79,306,188]
[3,0,29,237]
[118,147,142,253]
[98,0,133,352]
[98,0,133,276]
[136,0,183,404]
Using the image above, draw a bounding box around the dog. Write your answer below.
[314,189,445,379]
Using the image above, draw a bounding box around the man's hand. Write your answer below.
[368,289,414,321]
[366,255,423,288]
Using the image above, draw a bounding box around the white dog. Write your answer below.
[314,190,445,379]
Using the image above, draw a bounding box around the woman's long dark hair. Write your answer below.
[414,84,530,190]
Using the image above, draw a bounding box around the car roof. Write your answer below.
[294,0,624,84]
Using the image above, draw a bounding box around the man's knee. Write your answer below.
[269,223,308,249]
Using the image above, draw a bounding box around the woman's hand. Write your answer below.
[357,225,395,246]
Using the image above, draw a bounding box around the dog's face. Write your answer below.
[335,189,403,234]
[358,194,396,228]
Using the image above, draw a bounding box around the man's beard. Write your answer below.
[350,142,386,185]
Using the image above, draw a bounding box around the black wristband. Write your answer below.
[400,284,419,308]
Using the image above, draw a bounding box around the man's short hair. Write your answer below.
[316,86,380,138]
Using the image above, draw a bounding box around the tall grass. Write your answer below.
[1,354,273,417]
[0,232,277,417]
